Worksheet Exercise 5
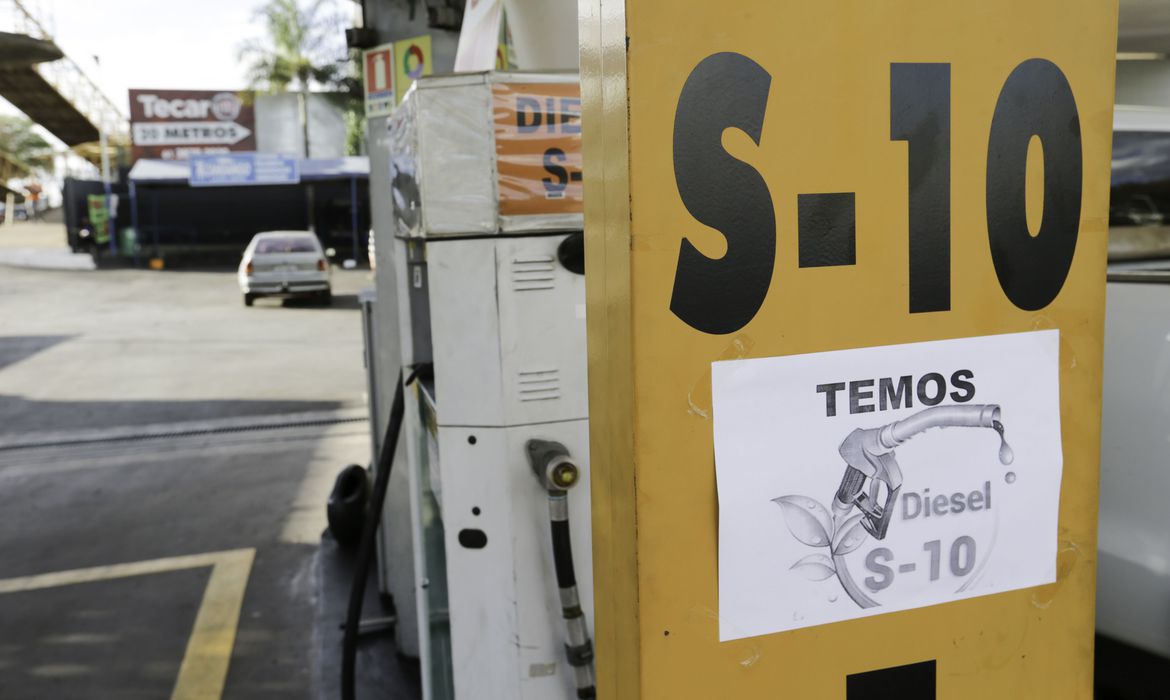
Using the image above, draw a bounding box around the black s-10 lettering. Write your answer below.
[891,63,951,314]
[671,52,775,335]
[986,59,1083,311]
[668,55,1083,326]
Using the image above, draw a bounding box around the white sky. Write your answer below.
[3,0,354,142]
[45,0,258,105]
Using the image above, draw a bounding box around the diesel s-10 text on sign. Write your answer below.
[492,82,583,217]
[712,330,1062,641]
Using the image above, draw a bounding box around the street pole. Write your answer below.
[99,120,117,255]
[94,54,117,256]
[129,180,139,267]
[350,176,359,265]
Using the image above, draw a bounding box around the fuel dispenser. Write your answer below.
[360,2,1120,698]
[579,1,1119,698]
[372,71,593,700]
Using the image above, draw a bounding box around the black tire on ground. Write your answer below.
[328,464,370,549]
[319,290,333,306]
[244,293,254,307]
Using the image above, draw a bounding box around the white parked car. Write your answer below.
[238,231,332,307]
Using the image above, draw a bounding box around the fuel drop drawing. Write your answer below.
[774,405,1014,609]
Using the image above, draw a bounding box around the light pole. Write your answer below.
[95,55,117,255]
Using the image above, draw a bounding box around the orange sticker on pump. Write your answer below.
[492,82,583,217]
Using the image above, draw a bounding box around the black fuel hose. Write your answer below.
[341,368,406,700]
[547,491,596,699]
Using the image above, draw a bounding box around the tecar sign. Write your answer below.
[129,89,256,161]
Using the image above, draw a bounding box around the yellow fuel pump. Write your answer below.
[581,1,1119,697]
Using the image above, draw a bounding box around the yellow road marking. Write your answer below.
[170,549,254,700]
[0,548,256,700]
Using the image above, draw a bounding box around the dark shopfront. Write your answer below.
[126,157,371,266]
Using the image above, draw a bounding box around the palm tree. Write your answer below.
[238,0,351,156]
[0,116,53,172]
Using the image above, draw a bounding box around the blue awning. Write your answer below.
[128,155,368,184]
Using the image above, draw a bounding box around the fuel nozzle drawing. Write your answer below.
[831,405,1014,540]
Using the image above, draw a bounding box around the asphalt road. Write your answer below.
[0,224,419,699]
[6,229,1160,699]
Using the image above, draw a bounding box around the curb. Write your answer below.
[0,248,96,271]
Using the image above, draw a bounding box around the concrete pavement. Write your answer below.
[0,234,419,698]
[0,257,369,433]
[0,221,94,271]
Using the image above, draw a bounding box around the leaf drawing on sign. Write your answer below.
[790,553,836,581]
[774,494,877,611]
[831,513,868,556]
[772,495,833,547]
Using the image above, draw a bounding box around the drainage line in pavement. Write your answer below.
[0,415,368,453]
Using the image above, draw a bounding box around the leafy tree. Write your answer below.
[0,116,53,172]
[239,0,363,154]
[239,0,347,92]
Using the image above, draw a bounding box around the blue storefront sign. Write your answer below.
[188,152,300,187]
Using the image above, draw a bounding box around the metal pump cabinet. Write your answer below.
[372,71,593,700]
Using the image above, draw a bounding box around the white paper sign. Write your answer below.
[712,330,1063,641]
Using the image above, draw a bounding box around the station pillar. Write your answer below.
[581,2,1120,697]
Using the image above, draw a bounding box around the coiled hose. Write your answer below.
[341,368,405,700]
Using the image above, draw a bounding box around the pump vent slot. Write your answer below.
[518,368,561,402]
[511,255,557,292]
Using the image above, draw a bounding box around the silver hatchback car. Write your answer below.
[238,231,332,307]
